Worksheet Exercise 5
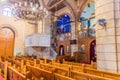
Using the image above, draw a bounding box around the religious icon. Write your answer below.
[80,44,85,52]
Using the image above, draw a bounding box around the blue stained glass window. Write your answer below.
[56,14,71,34]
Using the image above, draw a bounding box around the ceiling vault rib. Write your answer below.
[79,0,91,16]
[48,0,66,11]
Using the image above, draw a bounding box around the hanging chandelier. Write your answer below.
[12,0,49,24]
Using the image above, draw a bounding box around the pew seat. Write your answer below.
[54,73,74,80]
[27,65,53,80]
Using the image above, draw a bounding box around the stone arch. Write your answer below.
[77,0,92,20]
[0,24,18,37]
[63,1,75,21]
[58,13,72,21]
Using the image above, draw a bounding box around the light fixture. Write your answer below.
[98,18,107,27]
[12,0,49,24]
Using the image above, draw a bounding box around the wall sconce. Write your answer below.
[98,19,107,28]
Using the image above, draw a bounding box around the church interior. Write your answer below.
[0,0,119,80]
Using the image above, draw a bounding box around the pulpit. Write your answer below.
[25,34,57,60]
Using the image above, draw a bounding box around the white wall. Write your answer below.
[0,2,36,56]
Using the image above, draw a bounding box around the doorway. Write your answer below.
[59,45,64,56]
[0,27,15,57]
[90,40,96,62]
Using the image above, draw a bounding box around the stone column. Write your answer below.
[95,0,118,72]
[71,22,77,56]
[38,15,51,35]
[44,15,51,35]
[38,20,44,34]
[114,0,120,73]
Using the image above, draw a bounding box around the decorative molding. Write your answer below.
[0,24,18,37]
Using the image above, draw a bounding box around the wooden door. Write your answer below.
[90,40,96,62]
[0,28,14,57]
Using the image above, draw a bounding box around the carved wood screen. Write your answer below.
[0,28,14,57]
[78,37,95,62]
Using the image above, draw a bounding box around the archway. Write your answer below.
[59,45,64,56]
[78,1,96,63]
[0,27,15,57]
[80,1,95,30]
[90,40,96,62]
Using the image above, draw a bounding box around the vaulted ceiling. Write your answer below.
[47,0,66,12]
[8,0,90,13]
[7,0,92,20]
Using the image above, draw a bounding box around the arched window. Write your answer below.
[56,14,71,34]
[2,7,12,17]
[80,2,95,37]
[80,2,95,28]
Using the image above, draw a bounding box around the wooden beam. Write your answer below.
[78,16,95,22]
[48,0,66,11]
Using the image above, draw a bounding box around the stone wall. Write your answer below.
[114,0,120,72]
[95,0,117,72]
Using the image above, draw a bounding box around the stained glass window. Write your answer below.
[80,2,95,28]
[56,14,71,34]
[2,7,12,17]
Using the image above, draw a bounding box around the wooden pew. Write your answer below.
[26,64,74,80]
[51,61,69,69]
[7,66,26,80]
[54,65,70,76]
[70,70,113,80]
[5,57,120,80]
[6,58,23,72]
[0,61,7,80]
[6,58,21,67]
[57,60,120,79]
[63,60,96,69]
[26,65,53,80]
[54,73,75,80]
[6,58,26,75]
[70,64,85,72]
[40,63,70,76]
[40,63,54,72]
[84,68,120,80]
[52,60,85,73]
[24,59,46,66]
